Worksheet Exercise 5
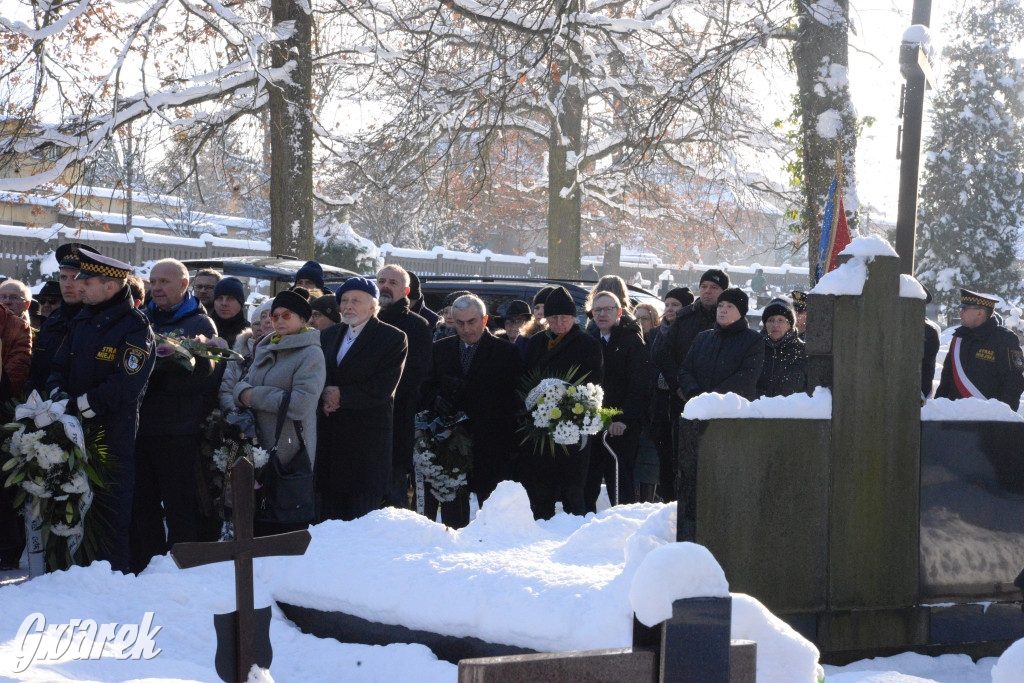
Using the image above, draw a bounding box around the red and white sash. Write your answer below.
[950,336,986,400]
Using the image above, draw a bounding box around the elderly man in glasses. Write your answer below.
[0,279,32,322]
[131,258,218,574]
[318,277,408,521]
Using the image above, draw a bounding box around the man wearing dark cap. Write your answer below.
[46,251,155,573]
[309,294,341,330]
[295,260,325,295]
[27,243,100,392]
[376,264,433,509]
[318,277,408,521]
[522,286,603,519]
[211,277,251,348]
[131,258,218,573]
[36,281,62,319]
[935,289,1024,410]
[407,271,440,328]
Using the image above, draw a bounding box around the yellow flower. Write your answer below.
[566,386,576,396]
[549,407,562,420]
[572,403,584,415]
[537,397,545,405]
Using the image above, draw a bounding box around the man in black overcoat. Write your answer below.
[376,264,433,509]
[318,277,408,521]
[422,294,522,527]
[522,286,603,519]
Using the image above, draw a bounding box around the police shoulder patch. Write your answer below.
[123,343,149,375]
[1010,348,1024,372]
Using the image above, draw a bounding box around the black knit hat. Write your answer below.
[700,269,729,290]
[213,277,246,307]
[295,260,325,291]
[408,271,422,299]
[533,285,557,307]
[665,286,694,306]
[311,294,341,323]
[444,290,472,308]
[716,287,748,318]
[272,289,312,321]
[543,286,576,317]
[761,298,795,327]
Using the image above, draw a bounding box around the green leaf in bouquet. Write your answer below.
[66,501,74,523]
[2,456,19,472]
[82,462,103,487]
[5,469,26,488]
[2,422,23,432]
[13,488,26,508]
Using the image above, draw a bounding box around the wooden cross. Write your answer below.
[170,458,311,683]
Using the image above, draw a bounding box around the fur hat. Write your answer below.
[271,290,312,321]
[716,287,749,318]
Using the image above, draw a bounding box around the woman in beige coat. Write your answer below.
[234,290,325,534]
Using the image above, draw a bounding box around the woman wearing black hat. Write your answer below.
[756,299,807,398]
[678,287,764,402]
[234,289,326,536]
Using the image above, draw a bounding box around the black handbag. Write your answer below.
[256,392,315,525]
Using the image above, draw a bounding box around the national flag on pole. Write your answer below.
[814,165,851,283]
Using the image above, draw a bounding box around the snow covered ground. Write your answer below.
[0,482,1016,682]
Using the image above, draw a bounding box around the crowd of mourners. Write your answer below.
[0,243,1020,575]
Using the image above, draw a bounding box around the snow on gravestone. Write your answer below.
[991,636,1024,683]
[811,235,900,297]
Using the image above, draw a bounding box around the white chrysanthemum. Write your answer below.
[51,522,81,537]
[60,470,90,495]
[249,446,269,469]
[21,479,51,498]
[532,407,551,428]
[30,442,66,469]
[6,427,26,456]
[213,447,230,473]
[582,413,604,435]
[553,421,581,445]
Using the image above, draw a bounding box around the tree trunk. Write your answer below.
[546,12,584,280]
[269,0,314,258]
[794,1,859,284]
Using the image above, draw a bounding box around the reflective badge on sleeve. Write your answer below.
[1010,348,1024,372]
[124,344,149,374]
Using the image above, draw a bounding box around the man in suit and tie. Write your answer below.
[318,277,408,521]
[422,294,523,527]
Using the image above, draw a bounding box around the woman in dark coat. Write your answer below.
[678,287,764,402]
[757,299,808,398]
[585,292,651,511]
[317,278,408,521]
[648,287,692,502]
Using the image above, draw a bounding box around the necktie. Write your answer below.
[460,343,475,375]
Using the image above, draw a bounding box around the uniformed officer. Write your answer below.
[26,243,100,392]
[935,289,1024,411]
[46,251,155,574]
[791,291,808,341]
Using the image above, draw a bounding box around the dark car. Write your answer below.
[180,256,359,286]
[418,276,664,328]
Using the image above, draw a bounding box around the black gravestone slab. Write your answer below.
[458,648,657,683]
[660,597,731,682]
[277,602,537,664]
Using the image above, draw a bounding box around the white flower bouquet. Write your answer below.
[413,410,473,503]
[520,371,620,456]
[1,391,109,571]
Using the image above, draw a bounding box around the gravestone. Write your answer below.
[457,596,756,683]
[170,458,311,683]
[689,245,929,657]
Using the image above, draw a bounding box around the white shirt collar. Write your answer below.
[346,319,369,340]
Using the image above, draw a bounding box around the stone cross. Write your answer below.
[170,458,311,683]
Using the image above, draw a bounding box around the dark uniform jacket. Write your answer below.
[46,285,156,460]
[524,323,604,386]
[423,330,522,495]
[653,301,717,396]
[922,319,941,399]
[139,293,217,437]
[679,317,765,401]
[757,329,808,398]
[589,314,652,426]
[26,301,82,393]
[378,297,432,403]
[317,316,408,496]
[936,316,1024,411]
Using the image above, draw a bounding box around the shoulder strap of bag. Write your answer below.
[271,391,306,453]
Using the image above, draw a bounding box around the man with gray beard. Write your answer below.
[375,265,433,508]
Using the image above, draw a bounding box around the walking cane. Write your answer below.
[601,430,620,507]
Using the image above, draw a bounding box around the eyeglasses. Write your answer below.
[0,294,26,303]
[592,306,618,315]
[193,285,215,291]
[270,311,297,322]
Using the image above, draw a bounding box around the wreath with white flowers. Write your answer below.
[519,368,620,456]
